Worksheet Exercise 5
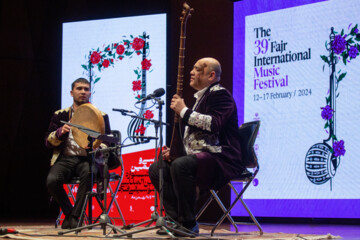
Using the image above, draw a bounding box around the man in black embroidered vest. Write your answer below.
[45,78,111,229]
[149,57,245,235]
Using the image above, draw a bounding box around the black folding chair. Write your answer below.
[196,120,263,236]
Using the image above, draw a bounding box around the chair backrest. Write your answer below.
[108,130,121,170]
[238,121,260,168]
[110,130,121,145]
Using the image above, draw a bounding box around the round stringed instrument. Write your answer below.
[71,103,105,149]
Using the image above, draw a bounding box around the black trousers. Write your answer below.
[46,155,91,218]
[149,155,198,226]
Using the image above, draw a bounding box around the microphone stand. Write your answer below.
[58,121,127,236]
[122,109,161,230]
[113,98,195,238]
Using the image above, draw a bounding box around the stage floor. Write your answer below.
[0,220,357,240]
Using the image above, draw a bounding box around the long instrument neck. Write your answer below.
[174,24,187,123]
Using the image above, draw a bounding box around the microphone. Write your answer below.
[0,228,18,235]
[112,108,133,115]
[130,136,158,140]
[136,88,165,103]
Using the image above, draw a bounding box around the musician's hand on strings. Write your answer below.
[162,146,171,162]
[61,124,70,135]
[61,124,71,135]
[170,94,186,115]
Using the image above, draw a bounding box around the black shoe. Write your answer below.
[69,216,80,229]
[61,215,71,229]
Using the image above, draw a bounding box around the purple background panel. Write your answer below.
[231,0,360,219]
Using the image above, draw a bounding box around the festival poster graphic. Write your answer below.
[232,0,360,218]
[61,14,166,221]
[304,25,359,189]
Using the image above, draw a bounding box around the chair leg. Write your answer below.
[210,190,239,233]
[238,198,263,235]
[195,191,215,220]
[229,182,263,235]
[107,178,126,226]
[55,209,63,228]
[210,189,239,234]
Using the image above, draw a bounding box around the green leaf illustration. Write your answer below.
[337,72,347,83]
[347,38,354,44]
[326,96,330,104]
[342,55,347,65]
[94,77,101,84]
[81,64,88,71]
[351,24,358,34]
[320,55,329,64]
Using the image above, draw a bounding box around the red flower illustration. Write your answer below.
[144,110,154,119]
[90,51,101,64]
[137,51,141,55]
[141,58,152,70]
[116,44,125,55]
[106,47,110,51]
[102,59,110,68]
[132,80,142,91]
[132,37,145,51]
[135,124,146,135]
[114,43,118,47]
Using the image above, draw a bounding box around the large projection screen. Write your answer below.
[61,14,166,220]
[233,0,360,218]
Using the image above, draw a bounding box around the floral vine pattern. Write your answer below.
[80,33,154,134]
[320,24,360,158]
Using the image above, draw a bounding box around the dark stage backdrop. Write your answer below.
[0,0,234,220]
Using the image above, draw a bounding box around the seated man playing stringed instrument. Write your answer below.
[149,57,246,235]
[45,78,111,229]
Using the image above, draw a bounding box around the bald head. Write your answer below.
[190,57,222,90]
[199,57,222,80]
